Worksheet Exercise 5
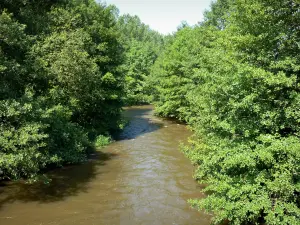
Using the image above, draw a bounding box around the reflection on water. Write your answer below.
[0,105,211,225]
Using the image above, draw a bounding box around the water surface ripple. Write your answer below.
[0,106,210,225]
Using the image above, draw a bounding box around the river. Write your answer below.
[0,106,211,225]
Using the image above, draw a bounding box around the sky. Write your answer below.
[102,0,213,35]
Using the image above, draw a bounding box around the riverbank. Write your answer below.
[0,106,211,225]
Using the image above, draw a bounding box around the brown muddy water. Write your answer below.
[0,106,211,225]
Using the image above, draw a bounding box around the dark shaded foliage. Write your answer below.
[0,0,124,180]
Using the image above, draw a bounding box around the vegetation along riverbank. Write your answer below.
[1,0,299,224]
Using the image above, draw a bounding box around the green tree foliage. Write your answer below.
[32,0,124,131]
[2,0,299,223]
[151,0,300,224]
[117,14,163,105]
[0,0,125,180]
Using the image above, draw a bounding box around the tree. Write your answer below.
[117,14,164,105]
[0,0,125,180]
[151,0,300,223]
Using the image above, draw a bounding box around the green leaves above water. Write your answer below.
[151,0,300,224]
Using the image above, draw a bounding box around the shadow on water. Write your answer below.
[0,106,163,211]
[0,151,117,209]
[116,107,164,141]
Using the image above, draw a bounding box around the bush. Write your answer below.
[94,135,112,149]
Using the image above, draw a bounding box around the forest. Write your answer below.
[1,0,299,224]
[0,0,163,181]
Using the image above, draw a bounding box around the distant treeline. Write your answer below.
[0,0,163,181]
[150,0,300,224]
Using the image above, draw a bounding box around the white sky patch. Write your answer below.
[101,0,213,35]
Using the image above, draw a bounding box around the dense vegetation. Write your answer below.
[150,0,300,224]
[0,0,161,181]
[1,0,300,224]
[117,14,164,104]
